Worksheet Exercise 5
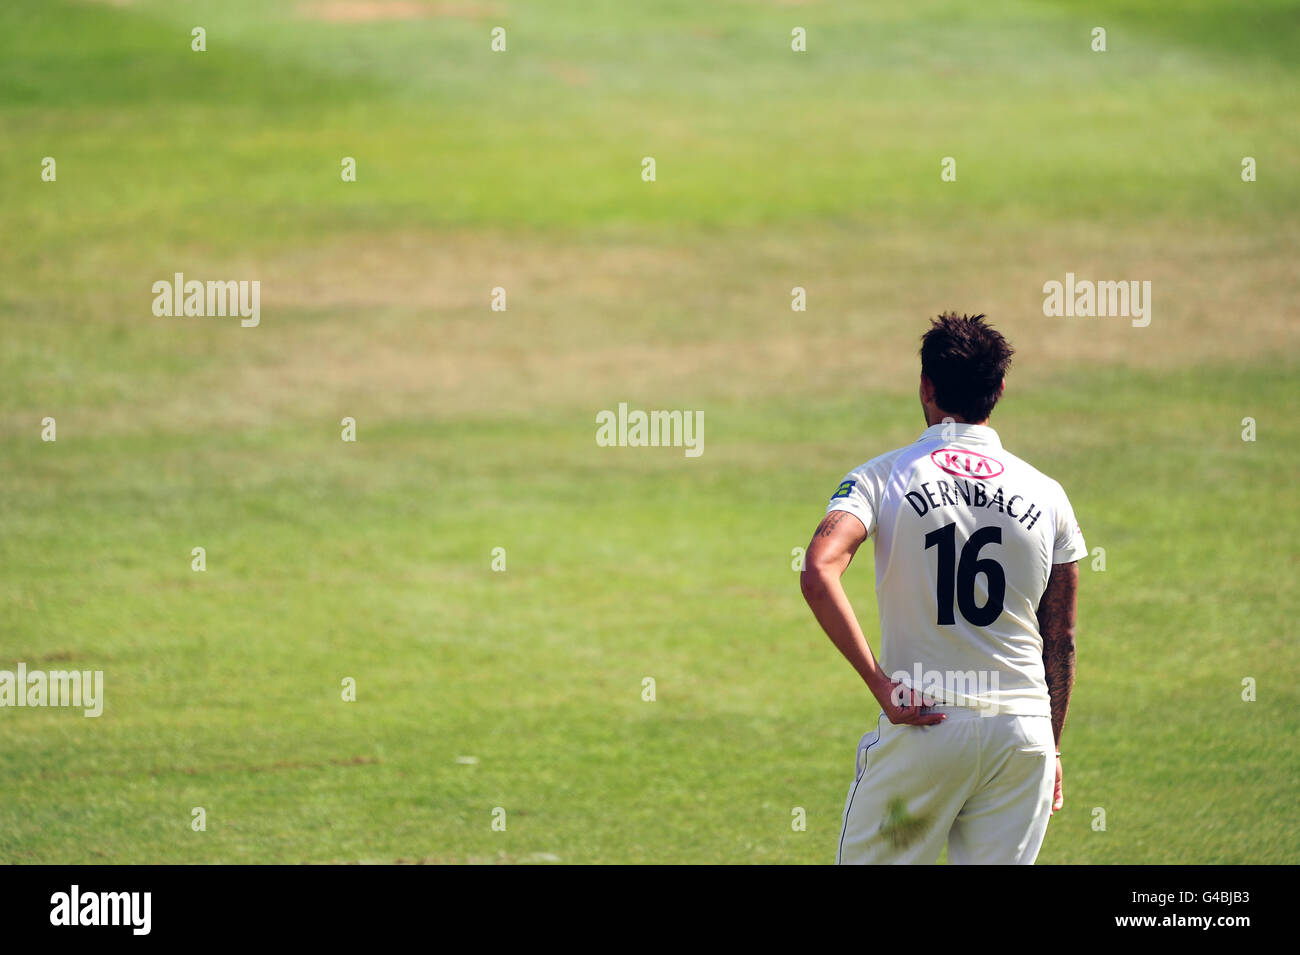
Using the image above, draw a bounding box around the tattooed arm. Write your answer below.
[801,510,945,726]
[1038,559,1078,812]
[1038,560,1078,746]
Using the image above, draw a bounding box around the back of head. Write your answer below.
[919,313,1014,422]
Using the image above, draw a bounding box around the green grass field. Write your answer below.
[1,0,1297,864]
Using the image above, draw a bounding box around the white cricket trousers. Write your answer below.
[837,707,1056,865]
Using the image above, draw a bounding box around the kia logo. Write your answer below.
[931,448,1004,480]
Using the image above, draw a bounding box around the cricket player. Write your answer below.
[801,313,1084,864]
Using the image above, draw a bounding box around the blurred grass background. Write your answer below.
[0,0,1296,863]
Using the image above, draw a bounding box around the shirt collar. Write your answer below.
[918,422,1002,448]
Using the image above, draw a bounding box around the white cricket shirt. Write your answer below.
[826,422,1086,716]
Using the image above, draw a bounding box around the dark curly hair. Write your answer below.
[919,313,1014,423]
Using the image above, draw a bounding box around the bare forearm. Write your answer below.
[1042,637,1074,746]
[1038,561,1078,747]
[801,508,944,728]
[801,569,888,696]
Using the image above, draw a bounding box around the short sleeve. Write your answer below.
[1052,483,1088,564]
[826,471,877,537]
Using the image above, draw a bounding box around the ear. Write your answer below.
[919,373,935,403]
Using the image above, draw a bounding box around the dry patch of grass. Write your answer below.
[6,222,1296,438]
[296,0,502,22]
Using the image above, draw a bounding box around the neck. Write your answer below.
[927,412,987,427]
